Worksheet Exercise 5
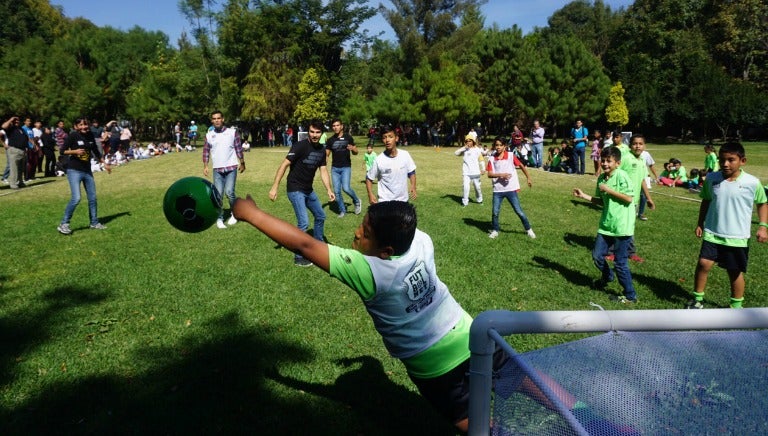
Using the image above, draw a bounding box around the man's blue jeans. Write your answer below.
[61,168,98,225]
[213,169,237,219]
[492,191,531,232]
[287,190,326,259]
[331,166,359,213]
[593,233,637,300]
[572,146,586,174]
[531,142,544,168]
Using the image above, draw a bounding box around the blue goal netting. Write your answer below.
[468,308,768,436]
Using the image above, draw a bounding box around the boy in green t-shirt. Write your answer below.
[573,146,638,303]
[687,142,768,309]
[703,143,719,173]
[231,197,634,433]
[362,144,377,182]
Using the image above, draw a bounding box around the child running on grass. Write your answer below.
[486,136,535,239]
[232,197,637,434]
[686,142,767,309]
[573,146,638,304]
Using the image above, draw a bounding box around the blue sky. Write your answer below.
[57,1,635,46]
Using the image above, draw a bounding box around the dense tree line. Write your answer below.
[1,0,765,141]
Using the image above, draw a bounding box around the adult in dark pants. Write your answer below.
[1,116,28,189]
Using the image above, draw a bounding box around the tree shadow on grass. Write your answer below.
[0,286,109,388]
[1,306,452,435]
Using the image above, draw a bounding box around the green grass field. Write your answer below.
[2,140,767,434]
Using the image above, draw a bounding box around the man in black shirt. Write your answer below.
[269,120,336,266]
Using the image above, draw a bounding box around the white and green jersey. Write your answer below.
[328,229,469,378]
[701,170,767,247]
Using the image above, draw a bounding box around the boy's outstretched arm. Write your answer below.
[232,195,331,272]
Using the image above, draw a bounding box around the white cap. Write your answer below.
[191,121,195,125]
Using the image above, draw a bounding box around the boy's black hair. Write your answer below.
[493,136,506,144]
[600,145,622,161]
[719,142,745,159]
[308,119,325,132]
[381,125,397,136]
[367,201,417,256]
[690,168,700,178]
[669,158,681,165]
[630,133,645,143]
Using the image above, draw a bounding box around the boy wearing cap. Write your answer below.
[454,134,487,206]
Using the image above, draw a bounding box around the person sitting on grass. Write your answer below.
[232,197,637,434]
[573,146,638,304]
[659,158,687,187]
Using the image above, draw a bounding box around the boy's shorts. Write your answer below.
[699,240,749,273]
[408,345,518,425]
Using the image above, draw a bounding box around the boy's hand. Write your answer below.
[757,226,768,243]
[695,225,704,238]
[572,188,585,199]
[232,195,257,221]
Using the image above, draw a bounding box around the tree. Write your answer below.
[293,68,331,123]
[545,0,622,60]
[605,82,629,129]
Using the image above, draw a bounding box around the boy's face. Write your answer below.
[382,131,397,150]
[331,121,343,135]
[211,113,224,129]
[600,155,621,175]
[612,134,622,146]
[630,137,645,157]
[493,141,505,153]
[352,214,379,256]
[308,126,322,144]
[366,146,373,154]
[719,151,746,179]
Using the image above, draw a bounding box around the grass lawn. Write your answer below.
[2,139,767,434]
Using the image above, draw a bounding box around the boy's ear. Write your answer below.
[377,246,395,260]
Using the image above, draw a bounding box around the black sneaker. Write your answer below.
[294,258,313,267]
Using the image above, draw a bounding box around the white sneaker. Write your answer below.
[216,219,227,229]
[227,215,237,225]
[527,228,536,239]
[354,202,362,215]
[488,230,499,239]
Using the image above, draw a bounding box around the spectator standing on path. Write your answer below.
[325,118,362,217]
[269,119,335,267]
[90,120,104,155]
[202,111,246,229]
[570,119,589,175]
[2,116,28,189]
[530,120,545,168]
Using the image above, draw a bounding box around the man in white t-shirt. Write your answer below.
[366,126,417,203]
